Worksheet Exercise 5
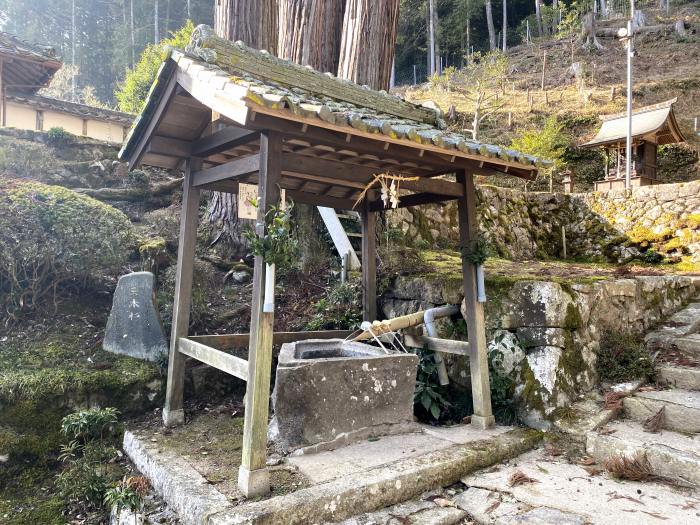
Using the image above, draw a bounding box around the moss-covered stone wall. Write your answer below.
[390,180,700,264]
[381,273,699,429]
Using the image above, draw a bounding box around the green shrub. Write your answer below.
[115,22,194,114]
[304,280,362,331]
[0,179,134,316]
[597,331,654,383]
[45,127,73,146]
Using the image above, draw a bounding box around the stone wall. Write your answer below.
[381,274,700,429]
[391,180,700,263]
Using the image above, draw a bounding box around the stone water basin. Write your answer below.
[270,339,418,452]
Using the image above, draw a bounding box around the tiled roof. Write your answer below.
[0,31,59,63]
[8,91,133,125]
[122,25,549,172]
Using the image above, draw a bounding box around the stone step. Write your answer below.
[647,333,700,359]
[624,389,700,433]
[657,365,700,391]
[586,420,700,487]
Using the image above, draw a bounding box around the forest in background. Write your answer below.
[0,0,552,106]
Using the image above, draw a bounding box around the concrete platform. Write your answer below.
[124,424,541,525]
[459,449,699,524]
[587,420,700,487]
[289,424,513,484]
[624,389,700,433]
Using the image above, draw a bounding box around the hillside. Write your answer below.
[402,3,700,191]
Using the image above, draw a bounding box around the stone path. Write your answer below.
[587,297,700,489]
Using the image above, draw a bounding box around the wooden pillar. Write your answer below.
[456,170,495,430]
[360,199,377,322]
[163,158,202,427]
[238,130,281,498]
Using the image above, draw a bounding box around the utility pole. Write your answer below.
[154,0,160,43]
[624,1,635,190]
[130,0,135,68]
[71,0,76,102]
[428,0,436,76]
[187,0,191,19]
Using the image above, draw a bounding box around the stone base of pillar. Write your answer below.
[238,465,270,498]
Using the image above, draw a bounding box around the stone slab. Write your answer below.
[103,272,168,362]
[460,449,699,525]
[289,424,513,484]
[125,424,540,525]
[586,420,700,486]
[657,365,700,391]
[331,502,467,525]
[624,389,700,433]
[122,430,234,525]
[209,428,540,525]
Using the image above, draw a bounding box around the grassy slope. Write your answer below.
[402,4,700,188]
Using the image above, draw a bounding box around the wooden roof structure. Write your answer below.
[0,31,61,93]
[581,98,686,148]
[120,25,545,212]
[119,24,546,499]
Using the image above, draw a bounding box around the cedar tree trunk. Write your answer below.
[337,0,400,90]
[278,0,346,72]
[485,1,497,51]
[209,0,278,256]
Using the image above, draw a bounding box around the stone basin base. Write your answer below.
[270,339,419,453]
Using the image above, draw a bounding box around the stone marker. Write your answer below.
[103,272,168,362]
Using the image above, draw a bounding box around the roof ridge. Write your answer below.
[183,24,442,127]
[600,98,678,122]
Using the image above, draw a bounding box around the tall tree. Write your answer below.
[337,0,400,90]
[214,0,278,52]
[209,0,278,255]
[277,0,345,73]
[485,0,496,51]
[427,0,437,76]
[502,0,507,52]
[534,0,543,37]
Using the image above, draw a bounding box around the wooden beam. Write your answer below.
[248,114,448,169]
[192,154,260,187]
[286,189,356,210]
[457,170,495,430]
[163,158,201,427]
[189,330,354,349]
[147,136,192,158]
[361,200,377,322]
[368,192,457,212]
[403,334,470,356]
[239,130,281,497]
[245,108,539,179]
[192,126,259,157]
[179,338,248,381]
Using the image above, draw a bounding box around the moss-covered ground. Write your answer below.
[0,293,162,525]
[129,403,309,502]
[417,250,699,286]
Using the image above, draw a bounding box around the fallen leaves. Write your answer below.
[607,491,644,505]
[643,406,665,433]
[508,470,539,487]
[603,391,626,412]
[544,443,563,457]
[603,452,654,482]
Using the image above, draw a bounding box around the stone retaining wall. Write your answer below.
[391,180,700,263]
[381,274,700,428]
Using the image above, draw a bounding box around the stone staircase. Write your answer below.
[586,298,700,488]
